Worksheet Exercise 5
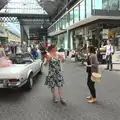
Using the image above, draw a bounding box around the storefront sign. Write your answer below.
[103,29,109,39]
[112,51,120,63]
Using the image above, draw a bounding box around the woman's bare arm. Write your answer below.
[44,53,50,65]
[57,52,64,62]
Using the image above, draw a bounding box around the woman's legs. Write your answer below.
[88,81,96,98]
[58,87,66,105]
[43,57,47,65]
[51,87,58,103]
[58,87,63,99]
[87,73,96,103]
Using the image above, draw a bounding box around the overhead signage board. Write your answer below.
[30,37,39,40]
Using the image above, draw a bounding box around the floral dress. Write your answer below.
[45,57,64,88]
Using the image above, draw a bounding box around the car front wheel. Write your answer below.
[24,73,33,90]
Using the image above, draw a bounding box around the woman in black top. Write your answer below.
[86,46,99,103]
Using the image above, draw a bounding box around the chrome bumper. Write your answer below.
[0,80,22,88]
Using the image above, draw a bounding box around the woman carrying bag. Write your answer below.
[86,46,99,103]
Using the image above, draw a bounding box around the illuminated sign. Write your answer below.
[30,37,39,40]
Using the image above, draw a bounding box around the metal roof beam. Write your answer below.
[0,13,50,19]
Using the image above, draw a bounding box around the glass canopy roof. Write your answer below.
[4,22,20,36]
[0,0,48,14]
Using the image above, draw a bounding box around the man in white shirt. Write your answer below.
[105,40,114,71]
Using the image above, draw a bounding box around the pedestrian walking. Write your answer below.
[36,45,41,60]
[86,46,99,103]
[105,40,114,71]
[44,44,66,105]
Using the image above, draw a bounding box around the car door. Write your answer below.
[34,52,42,73]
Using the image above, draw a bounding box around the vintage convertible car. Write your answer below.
[0,52,43,90]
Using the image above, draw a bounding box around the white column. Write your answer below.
[57,35,60,48]
[64,33,68,49]
[70,31,73,50]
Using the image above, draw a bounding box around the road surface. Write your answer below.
[0,61,120,120]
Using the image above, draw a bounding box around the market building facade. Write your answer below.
[48,0,120,50]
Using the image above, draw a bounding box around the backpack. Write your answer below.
[34,51,38,57]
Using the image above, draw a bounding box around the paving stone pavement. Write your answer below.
[0,61,120,120]
[100,64,120,76]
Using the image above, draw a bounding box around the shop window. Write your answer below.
[92,0,102,9]
[62,16,66,29]
[102,0,109,10]
[102,0,119,10]
[58,20,60,30]
[80,1,85,20]
[92,35,98,47]
[86,0,92,18]
[59,20,63,30]
[109,0,119,10]
[66,14,69,27]
[74,5,79,23]
[56,22,59,31]
[70,10,73,25]
[55,22,57,31]
[115,37,120,51]
[61,18,63,30]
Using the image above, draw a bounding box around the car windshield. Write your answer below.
[16,54,32,60]
[22,54,32,60]
[11,53,33,64]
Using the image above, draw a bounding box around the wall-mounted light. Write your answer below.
[41,25,43,29]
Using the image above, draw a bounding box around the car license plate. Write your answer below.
[102,55,106,59]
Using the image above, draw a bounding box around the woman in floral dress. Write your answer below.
[45,44,66,105]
